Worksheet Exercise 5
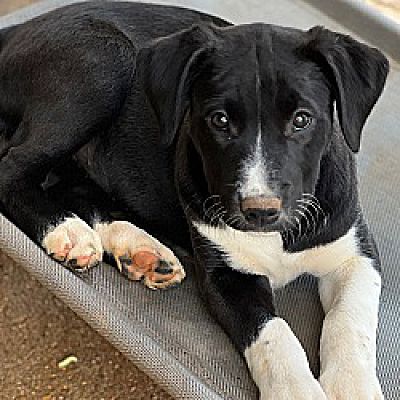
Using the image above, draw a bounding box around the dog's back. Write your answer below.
[0,2,229,240]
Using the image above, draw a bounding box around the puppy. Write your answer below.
[0,2,388,399]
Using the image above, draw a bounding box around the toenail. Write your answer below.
[155,260,173,275]
[119,255,132,265]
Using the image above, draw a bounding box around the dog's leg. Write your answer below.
[193,246,326,399]
[0,21,135,268]
[0,112,112,269]
[0,152,105,270]
[318,256,383,400]
[42,164,185,288]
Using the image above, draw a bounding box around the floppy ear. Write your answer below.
[139,25,216,146]
[304,27,389,152]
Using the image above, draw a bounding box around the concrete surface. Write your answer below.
[0,0,40,16]
[367,0,400,21]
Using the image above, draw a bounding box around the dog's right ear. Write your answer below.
[138,25,216,146]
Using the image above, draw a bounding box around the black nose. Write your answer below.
[243,208,281,226]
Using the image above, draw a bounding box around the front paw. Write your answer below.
[42,216,103,270]
[320,367,383,400]
[95,221,185,290]
[246,318,328,400]
[262,377,327,400]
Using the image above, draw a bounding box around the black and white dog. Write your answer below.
[0,2,388,399]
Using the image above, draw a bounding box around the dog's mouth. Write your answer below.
[200,193,327,238]
[223,209,285,234]
[200,194,284,232]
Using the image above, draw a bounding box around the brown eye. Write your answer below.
[209,111,230,131]
[293,111,312,131]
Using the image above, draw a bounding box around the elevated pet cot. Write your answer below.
[0,0,399,398]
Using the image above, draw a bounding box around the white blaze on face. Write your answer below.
[238,51,275,200]
[238,132,275,199]
[239,133,275,199]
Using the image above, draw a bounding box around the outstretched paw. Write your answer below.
[96,221,185,289]
[319,367,384,400]
[42,216,103,270]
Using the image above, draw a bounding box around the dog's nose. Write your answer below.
[243,207,281,225]
[241,196,282,226]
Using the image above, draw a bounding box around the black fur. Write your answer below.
[0,2,388,359]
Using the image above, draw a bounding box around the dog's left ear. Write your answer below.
[304,27,389,152]
[138,25,217,146]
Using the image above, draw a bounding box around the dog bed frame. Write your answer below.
[0,0,399,398]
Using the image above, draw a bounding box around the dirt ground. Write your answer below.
[0,251,172,400]
[0,2,167,399]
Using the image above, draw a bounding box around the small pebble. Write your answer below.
[58,355,78,369]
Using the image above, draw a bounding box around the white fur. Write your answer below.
[238,134,276,199]
[42,216,103,267]
[245,318,327,400]
[238,54,275,200]
[318,257,383,399]
[95,221,186,289]
[193,222,358,288]
[194,222,383,398]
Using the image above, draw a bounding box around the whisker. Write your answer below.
[225,213,245,226]
[210,208,227,226]
[293,208,311,233]
[202,194,221,215]
[204,201,222,221]
[298,195,327,220]
[292,214,302,240]
[281,210,298,245]
[184,194,202,215]
[296,202,317,234]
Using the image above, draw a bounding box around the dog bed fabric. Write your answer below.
[0,0,399,398]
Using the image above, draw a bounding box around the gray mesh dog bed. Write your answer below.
[0,1,399,398]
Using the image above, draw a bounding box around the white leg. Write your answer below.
[318,256,383,400]
[245,318,327,400]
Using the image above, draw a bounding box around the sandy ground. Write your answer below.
[0,1,170,399]
[0,251,172,399]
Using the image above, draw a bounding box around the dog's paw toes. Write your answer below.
[66,254,101,270]
[42,217,103,270]
[116,249,185,290]
[48,242,73,262]
[96,221,185,289]
[142,252,185,290]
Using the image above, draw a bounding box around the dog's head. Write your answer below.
[141,23,388,232]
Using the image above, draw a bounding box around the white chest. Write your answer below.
[193,222,359,288]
